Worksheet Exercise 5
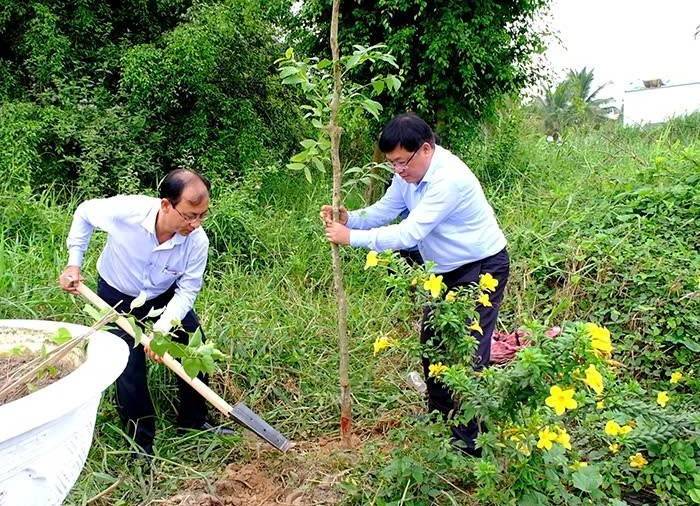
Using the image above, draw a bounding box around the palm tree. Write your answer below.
[533,67,618,138]
[533,80,572,139]
[565,67,619,122]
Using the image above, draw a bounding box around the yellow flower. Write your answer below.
[604,420,622,436]
[670,371,683,384]
[373,336,391,355]
[585,322,613,354]
[583,364,604,395]
[509,435,531,455]
[536,427,558,450]
[629,453,648,468]
[619,425,633,435]
[445,291,457,303]
[364,250,379,269]
[570,461,588,470]
[479,273,499,292]
[423,274,444,298]
[428,362,448,378]
[555,427,572,450]
[477,292,492,307]
[657,391,669,407]
[596,400,605,410]
[468,320,483,335]
[609,443,620,454]
[545,385,578,416]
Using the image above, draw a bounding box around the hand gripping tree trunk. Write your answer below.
[328,0,352,448]
[277,1,401,450]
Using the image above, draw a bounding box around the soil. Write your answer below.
[0,327,83,405]
[161,435,369,506]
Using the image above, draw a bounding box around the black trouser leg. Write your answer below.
[419,248,510,451]
[97,277,209,452]
[174,310,208,429]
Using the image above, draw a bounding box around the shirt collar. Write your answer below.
[140,202,160,234]
[140,200,187,248]
[416,145,443,186]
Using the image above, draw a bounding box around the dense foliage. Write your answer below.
[298,0,550,141]
[0,0,305,196]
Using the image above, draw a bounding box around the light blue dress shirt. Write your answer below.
[66,195,209,330]
[348,145,506,273]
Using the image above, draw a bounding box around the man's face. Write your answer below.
[384,142,433,184]
[162,183,210,236]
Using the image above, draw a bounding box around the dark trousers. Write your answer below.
[420,248,510,449]
[97,276,208,454]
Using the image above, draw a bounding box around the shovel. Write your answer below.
[76,282,292,452]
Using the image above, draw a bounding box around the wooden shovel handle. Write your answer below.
[76,283,233,416]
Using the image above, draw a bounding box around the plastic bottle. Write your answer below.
[406,371,427,394]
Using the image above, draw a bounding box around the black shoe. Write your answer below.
[450,437,482,458]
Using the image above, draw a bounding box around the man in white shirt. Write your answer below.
[322,113,510,455]
[59,169,214,456]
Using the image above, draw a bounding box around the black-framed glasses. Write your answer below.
[172,204,208,223]
[387,148,419,169]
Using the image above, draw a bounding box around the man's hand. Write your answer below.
[324,221,351,245]
[59,266,84,295]
[144,341,164,364]
[320,205,348,226]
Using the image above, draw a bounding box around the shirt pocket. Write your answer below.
[149,263,184,288]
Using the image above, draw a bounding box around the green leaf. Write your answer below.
[126,317,143,346]
[317,59,332,69]
[146,306,165,319]
[188,328,203,348]
[92,472,117,483]
[304,165,312,183]
[83,304,102,322]
[300,139,317,149]
[149,336,168,356]
[572,465,603,493]
[130,292,147,310]
[281,75,304,85]
[284,47,293,59]
[345,53,361,70]
[689,489,700,504]
[372,79,385,94]
[286,163,305,171]
[279,66,298,79]
[182,357,200,379]
[312,157,325,173]
[361,99,382,119]
[386,75,401,92]
[50,327,72,345]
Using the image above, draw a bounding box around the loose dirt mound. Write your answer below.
[163,440,349,506]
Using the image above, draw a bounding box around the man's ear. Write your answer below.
[160,198,172,212]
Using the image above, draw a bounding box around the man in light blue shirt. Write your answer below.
[59,169,225,456]
[322,113,510,455]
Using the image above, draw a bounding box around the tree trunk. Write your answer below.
[328,0,352,448]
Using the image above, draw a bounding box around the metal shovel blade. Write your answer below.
[229,402,292,452]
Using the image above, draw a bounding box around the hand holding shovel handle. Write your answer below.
[76,282,292,452]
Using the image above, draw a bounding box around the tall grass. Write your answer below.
[1,113,697,504]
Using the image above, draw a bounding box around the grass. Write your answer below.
[0,113,698,504]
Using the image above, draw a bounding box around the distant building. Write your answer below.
[623,80,700,125]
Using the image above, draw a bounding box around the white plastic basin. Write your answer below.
[0,319,128,506]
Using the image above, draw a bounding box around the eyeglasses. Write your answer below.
[171,203,208,223]
[387,148,420,169]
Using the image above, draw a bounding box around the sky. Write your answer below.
[540,0,700,104]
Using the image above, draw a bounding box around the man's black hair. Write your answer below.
[159,168,211,206]
[378,113,436,153]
